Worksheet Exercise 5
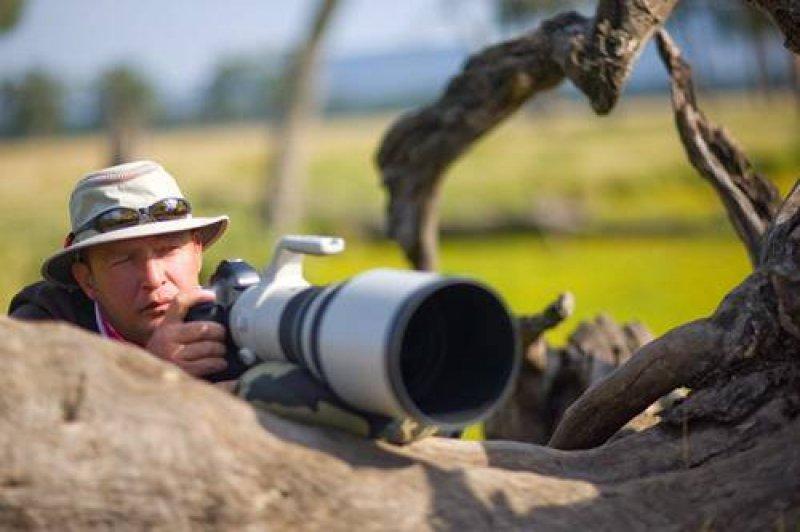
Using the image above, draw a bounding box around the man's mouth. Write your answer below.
[141,300,170,314]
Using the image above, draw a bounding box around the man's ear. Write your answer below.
[71,261,98,301]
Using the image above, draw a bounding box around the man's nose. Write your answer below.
[140,256,166,288]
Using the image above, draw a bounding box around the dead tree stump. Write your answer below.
[486,293,655,444]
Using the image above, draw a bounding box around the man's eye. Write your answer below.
[160,246,181,256]
[110,256,131,266]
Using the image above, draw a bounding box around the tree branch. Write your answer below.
[377,0,679,270]
[377,12,586,270]
[517,292,575,350]
[549,319,722,450]
[655,30,781,266]
[748,0,800,54]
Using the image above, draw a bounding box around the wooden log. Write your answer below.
[1,316,798,529]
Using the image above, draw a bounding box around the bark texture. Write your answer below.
[486,292,656,444]
[549,30,799,451]
[656,30,781,265]
[376,0,679,270]
[1,317,799,530]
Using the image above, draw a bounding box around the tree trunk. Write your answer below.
[789,51,800,110]
[752,30,771,100]
[1,316,798,529]
[264,0,339,235]
[108,117,138,166]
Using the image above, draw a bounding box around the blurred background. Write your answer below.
[0,0,797,343]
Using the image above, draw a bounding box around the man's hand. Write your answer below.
[145,288,228,377]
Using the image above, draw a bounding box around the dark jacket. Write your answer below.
[8,281,98,333]
[8,280,244,383]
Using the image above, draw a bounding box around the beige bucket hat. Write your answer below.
[43,160,229,286]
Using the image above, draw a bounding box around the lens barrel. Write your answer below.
[261,269,519,430]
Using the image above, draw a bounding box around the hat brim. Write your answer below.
[42,215,229,287]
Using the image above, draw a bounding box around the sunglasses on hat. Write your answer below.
[64,197,191,247]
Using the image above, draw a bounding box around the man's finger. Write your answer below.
[162,288,217,324]
[178,340,227,362]
[174,321,226,343]
[180,357,228,377]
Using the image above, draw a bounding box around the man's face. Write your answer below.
[71,231,203,346]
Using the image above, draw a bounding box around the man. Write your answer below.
[9,160,435,443]
[9,160,231,380]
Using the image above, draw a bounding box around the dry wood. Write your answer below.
[655,29,781,266]
[486,293,575,444]
[550,183,800,449]
[487,311,654,444]
[549,28,799,451]
[377,0,679,270]
[1,317,798,529]
[517,292,574,351]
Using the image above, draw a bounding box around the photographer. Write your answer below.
[8,160,433,444]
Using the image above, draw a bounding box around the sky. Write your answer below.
[0,0,495,93]
[0,0,788,119]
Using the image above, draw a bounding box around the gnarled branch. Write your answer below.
[487,311,654,444]
[549,30,798,451]
[549,319,721,450]
[655,30,781,266]
[517,292,575,350]
[377,1,679,270]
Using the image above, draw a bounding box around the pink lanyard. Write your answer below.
[94,303,127,342]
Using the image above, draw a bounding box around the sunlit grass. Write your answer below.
[0,94,792,445]
[0,93,794,326]
[292,233,750,340]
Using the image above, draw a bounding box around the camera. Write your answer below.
[189,235,520,430]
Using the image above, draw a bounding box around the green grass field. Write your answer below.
[0,93,796,343]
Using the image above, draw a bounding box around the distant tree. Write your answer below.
[0,81,14,134]
[709,1,780,97]
[497,0,563,23]
[264,0,340,234]
[204,59,254,122]
[495,0,587,33]
[203,56,281,122]
[0,0,24,34]
[98,65,155,165]
[0,69,63,136]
